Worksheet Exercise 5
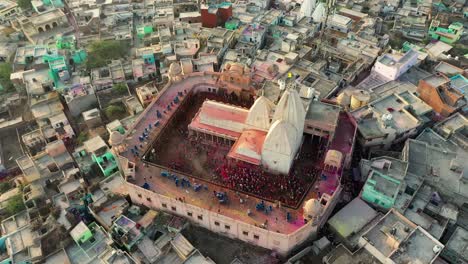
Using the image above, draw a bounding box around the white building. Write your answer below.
[373,49,419,80]
[299,0,316,19]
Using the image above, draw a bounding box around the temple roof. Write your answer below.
[245,96,274,131]
[262,120,298,156]
[272,89,306,134]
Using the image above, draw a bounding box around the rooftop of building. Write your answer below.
[444,226,468,262]
[305,101,341,127]
[404,139,467,198]
[324,244,382,264]
[66,222,113,264]
[0,0,17,11]
[328,197,380,240]
[352,91,432,138]
[28,8,65,25]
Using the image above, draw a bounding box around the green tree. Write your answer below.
[77,132,88,145]
[85,40,128,69]
[105,104,126,120]
[5,195,26,217]
[113,83,128,95]
[0,182,12,193]
[17,0,32,9]
[0,63,14,92]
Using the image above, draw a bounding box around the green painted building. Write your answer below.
[360,157,409,210]
[137,26,154,39]
[92,151,118,177]
[225,18,240,30]
[361,170,402,209]
[429,20,463,44]
[56,36,76,50]
[43,54,69,90]
[84,136,119,177]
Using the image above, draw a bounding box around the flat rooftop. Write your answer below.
[445,226,468,262]
[306,101,341,127]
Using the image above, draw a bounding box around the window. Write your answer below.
[137,194,142,198]
[162,203,167,208]
[253,235,259,240]
[225,225,230,230]
[187,212,193,217]
[146,197,152,202]
[197,215,203,220]
[171,206,177,211]
[242,231,249,236]
[214,221,220,226]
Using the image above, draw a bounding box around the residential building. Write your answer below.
[429,20,464,44]
[417,73,467,117]
[351,89,432,150]
[84,136,119,177]
[0,0,18,24]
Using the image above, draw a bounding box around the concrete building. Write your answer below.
[325,209,445,264]
[200,2,232,28]
[352,89,432,150]
[327,197,382,250]
[373,49,419,81]
[441,226,468,263]
[417,74,467,117]
[82,108,102,129]
[84,136,119,177]
[63,80,98,117]
[327,14,352,33]
[0,0,18,24]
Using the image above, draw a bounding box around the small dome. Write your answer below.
[169,62,182,76]
[109,131,124,146]
[303,199,322,218]
[229,63,244,74]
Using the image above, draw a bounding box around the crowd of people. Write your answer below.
[216,161,319,207]
[146,92,324,207]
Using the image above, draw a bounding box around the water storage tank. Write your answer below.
[350,90,371,110]
[337,91,351,108]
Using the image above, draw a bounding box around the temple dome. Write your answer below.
[300,0,316,19]
[262,120,298,156]
[303,198,322,218]
[245,96,274,131]
[312,2,326,22]
[272,89,306,135]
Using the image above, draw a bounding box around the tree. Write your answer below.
[77,132,88,145]
[0,63,14,92]
[0,182,12,193]
[17,0,32,9]
[105,104,126,120]
[113,83,128,95]
[5,195,26,217]
[85,40,129,69]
